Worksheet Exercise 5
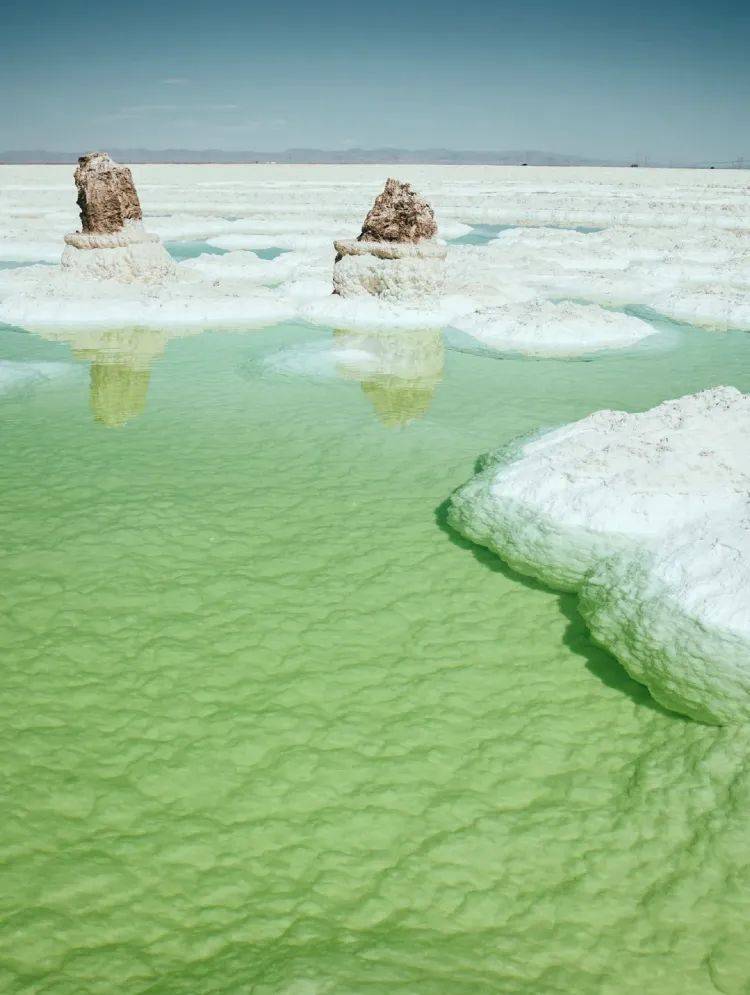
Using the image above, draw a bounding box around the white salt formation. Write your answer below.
[333,179,446,300]
[448,387,750,722]
[0,164,748,349]
[61,153,175,283]
[579,511,750,725]
[451,299,656,356]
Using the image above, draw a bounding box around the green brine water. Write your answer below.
[1,318,750,994]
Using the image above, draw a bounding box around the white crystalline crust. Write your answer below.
[0,164,748,349]
[452,299,656,356]
[334,239,448,260]
[579,514,750,724]
[61,240,177,285]
[332,250,446,301]
[61,219,177,285]
[448,388,750,723]
[63,219,159,250]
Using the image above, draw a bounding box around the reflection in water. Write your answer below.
[332,327,444,428]
[88,362,152,428]
[32,326,172,428]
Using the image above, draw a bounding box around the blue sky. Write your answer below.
[2,0,748,161]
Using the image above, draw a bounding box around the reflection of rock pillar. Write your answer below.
[332,327,444,427]
[62,152,176,283]
[332,178,445,299]
[89,363,151,428]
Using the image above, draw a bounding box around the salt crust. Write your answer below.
[448,387,750,722]
[1,164,747,350]
[451,300,656,356]
[61,220,177,285]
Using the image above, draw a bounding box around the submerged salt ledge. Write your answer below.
[448,388,750,723]
[0,360,71,392]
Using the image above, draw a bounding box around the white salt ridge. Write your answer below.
[451,300,656,356]
[0,262,292,331]
[448,387,750,723]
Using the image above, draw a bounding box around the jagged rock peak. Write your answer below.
[358,178,437,243]
[74,152,143,234]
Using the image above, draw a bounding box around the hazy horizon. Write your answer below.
[2,0,749,164]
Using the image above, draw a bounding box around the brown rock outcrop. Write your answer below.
[74,152,143,234]
[357,178,438,244]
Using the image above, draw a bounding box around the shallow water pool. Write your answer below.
[2,318,750,994]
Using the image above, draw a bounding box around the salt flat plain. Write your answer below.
[1,164,749,346]
[1,165,750,994]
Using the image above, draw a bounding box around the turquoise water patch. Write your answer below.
[451,223,516,245]
[165,240,229,261]
[0,260,53,270]
[166,242,287,262]
[2,318,750,992]
[452,224,603,246]
[253,247,287,260]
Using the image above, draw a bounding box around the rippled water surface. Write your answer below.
[2,319,750,994]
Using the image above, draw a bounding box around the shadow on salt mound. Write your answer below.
[446,387,750,723]
[0,360,71,393]
[434,495,675,719]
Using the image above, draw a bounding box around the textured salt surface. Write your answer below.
[580,510,750,724]
[448,388,750,723]
[451,299,656,356]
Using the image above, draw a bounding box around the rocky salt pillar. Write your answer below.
[357,178,438,244]
[74,152,143,234]
[62,152,176,284]
[333,178,446,300]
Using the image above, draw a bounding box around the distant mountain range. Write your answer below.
[1,148,742,167]
[0,147,623,166]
